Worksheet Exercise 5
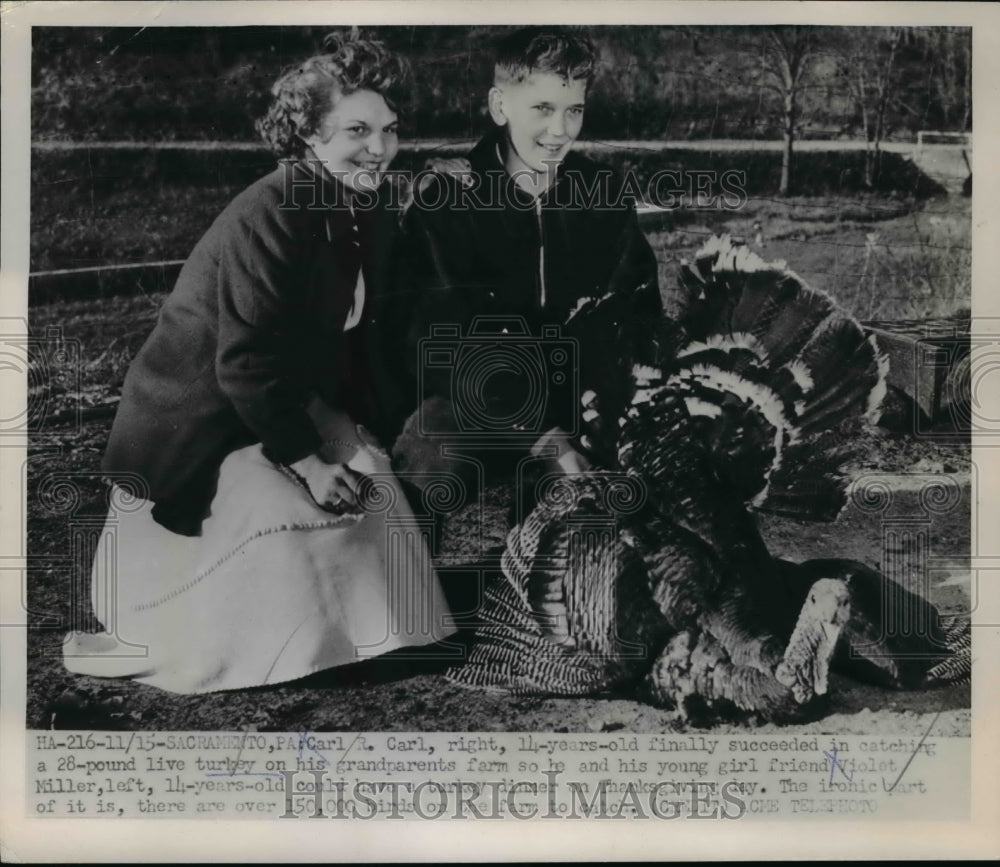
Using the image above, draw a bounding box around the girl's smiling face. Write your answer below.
[303,88,399,193]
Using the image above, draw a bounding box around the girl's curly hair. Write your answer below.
[256,31,409,159]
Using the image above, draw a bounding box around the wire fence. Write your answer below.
[27,138,972,320]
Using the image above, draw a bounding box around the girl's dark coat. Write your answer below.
[103,159,401,535]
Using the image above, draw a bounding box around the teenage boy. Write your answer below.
[389,27,662,504]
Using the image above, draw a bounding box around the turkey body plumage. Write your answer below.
[446,236,970,722]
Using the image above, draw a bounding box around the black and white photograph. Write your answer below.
[2,0,998,860]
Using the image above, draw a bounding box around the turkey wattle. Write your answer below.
[446,235,970,721]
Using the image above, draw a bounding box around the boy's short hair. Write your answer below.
[493,27,598,88]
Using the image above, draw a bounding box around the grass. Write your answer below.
[30,145,948,272]
[31,144,969,321]
[642,196,970,321]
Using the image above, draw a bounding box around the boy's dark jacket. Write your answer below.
[388,129,663,436]
[103,159,400,535]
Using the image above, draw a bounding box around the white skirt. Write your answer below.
[63,404,456,694]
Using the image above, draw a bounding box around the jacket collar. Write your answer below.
[276,156,397,307]
[468,127,589,207]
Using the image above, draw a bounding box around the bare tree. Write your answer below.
[757,26,817,195]
[840,27,904,188]
[917,27,971,132]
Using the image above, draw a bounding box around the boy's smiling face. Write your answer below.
[489,72,587,178]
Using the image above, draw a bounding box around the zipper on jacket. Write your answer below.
[495,139,548,309]
[535,197,546,308]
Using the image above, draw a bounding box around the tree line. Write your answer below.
[32,25,970,192]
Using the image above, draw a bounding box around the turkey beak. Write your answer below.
[821,620,843,644]
[822,593,851,642]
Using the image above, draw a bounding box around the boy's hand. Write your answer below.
[555,445,592,476]
[287,453,368,514]
[530,427,593,476]
[577,389,618,468]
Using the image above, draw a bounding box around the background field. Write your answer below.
[31,143,967,322]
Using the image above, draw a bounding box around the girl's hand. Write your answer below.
[396,157,473,216]
[422,156,474,191]
[288,453,368,514]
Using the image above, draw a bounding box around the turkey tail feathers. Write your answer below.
[445,475,667,697]
[660,235,889,521]
[923,615,972,686]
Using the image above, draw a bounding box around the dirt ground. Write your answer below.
[28,436,971,736]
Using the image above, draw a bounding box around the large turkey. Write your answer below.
[446,235,970,722]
